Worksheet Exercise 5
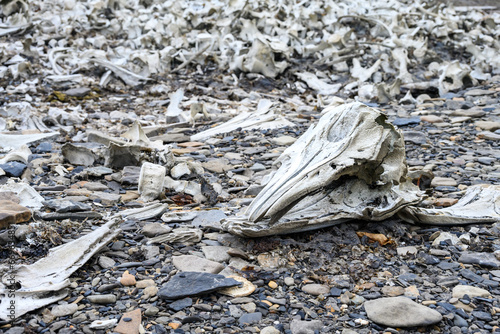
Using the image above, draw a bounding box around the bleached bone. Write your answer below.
[399,185,500,225]
[0,145,31,164]
[89,58,150,86]
[120,203,169,221]
[0,132,59,151]
[438,61,477,96]
[191,99,295,142]
[138,162,167,202]
[295,72,342,95]
[392,48,413,84]
[0,218,121,320]
[351,58,382,83]
[223,102,423,237]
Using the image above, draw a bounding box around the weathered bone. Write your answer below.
[223,102,423,237]
[0,218,121,320]
[223,102,500,237]
[399,185,500,225]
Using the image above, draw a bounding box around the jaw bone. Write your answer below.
[223,102,423,237]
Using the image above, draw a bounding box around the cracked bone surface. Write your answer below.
[223,102,423,237]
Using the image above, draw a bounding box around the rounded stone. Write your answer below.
[364,296,442,327]
[301,284,330,296]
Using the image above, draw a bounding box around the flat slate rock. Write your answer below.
[0,161,27,177]
[459,252,500,268]
[364,296,442,327]
[0,200,31,228]
[158,271,241,300]
[43,199,92,212]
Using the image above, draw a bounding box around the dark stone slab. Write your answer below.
[43,199,92,212]
[0,161,27,177]
[393,117,420,126]
[158,272,241,300]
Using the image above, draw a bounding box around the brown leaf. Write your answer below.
[356,232,393,245]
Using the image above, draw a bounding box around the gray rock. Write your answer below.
[201,245,231,263]
[158,272,241,300]
[202,158,231,173]
[229,305,244,317]
[261,326,280,334]
[393,117,420,126]
[64,87,91,97]
[284,277,295,286]
[459,252,500,268]
[121,166,141,185]
[238,312,262,326]
[172,255,224,273]
[51,303,78,317]
[403,131,428,145]
[0,161,27,177]
[142,223,172,237]
[87,294,117,304]
[144,306,159,316]
[192,210,227,230]
[301,284,330,296]
[364,296,442,327]
[142,245,160,259]
[168,297,192,311]
[85,166,114,176]
[290,319,323,334]
[98,256,115,269]
[43,199,92,212]
[5,327,25,334]
[452,285,490,298]
[82,182,109,191]
[271,135,296,146]
[89,192,121,206]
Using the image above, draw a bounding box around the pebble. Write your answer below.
[87,294,117,304]
[120,271,137,286]
[51,303,78,317]
[172,255,224,274]
[290,319,323,334]
[98,256,116,269]
[238,312,262,326]
[452,285,491,299]
[89,319,118,329]
[270,135,296,146]
[382,286,404,297]
[201,245,231,263]
[431,177,457,187]
[261,326,280,334]
[142,223,172,237]
[284,277,295,286]
[301,284,329,296]
[169,297,193,311]
[364,296,443,327]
